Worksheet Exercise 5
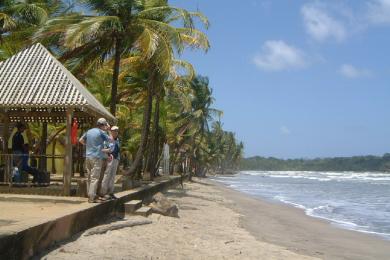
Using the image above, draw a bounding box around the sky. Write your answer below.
[169,0,390,159]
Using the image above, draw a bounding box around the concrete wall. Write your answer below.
[0,176,183,260]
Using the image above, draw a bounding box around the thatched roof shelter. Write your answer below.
[0,43,115,123]
[0,43,115,195]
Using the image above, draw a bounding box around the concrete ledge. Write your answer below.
[0,194,86,204]
[0,176,184,260]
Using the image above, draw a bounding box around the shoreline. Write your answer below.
[212,175,390,240]
[209,178,390,260]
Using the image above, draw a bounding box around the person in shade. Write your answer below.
[20,144,42,183]
[101,126,120,200]
[12,122,26,153]
[79,118,111,203]
[12,122,26,169]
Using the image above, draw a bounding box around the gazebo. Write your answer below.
[0,43,116,195]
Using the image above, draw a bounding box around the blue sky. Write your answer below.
[169,0,390,159]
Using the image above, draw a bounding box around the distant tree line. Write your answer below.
[240,154,390,172]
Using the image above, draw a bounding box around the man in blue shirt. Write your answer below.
[79,118,111,203]
[101,126,120,200]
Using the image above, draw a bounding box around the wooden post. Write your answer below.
[63,108,73,196]
[2,116,9,184]
[39,122,47,172]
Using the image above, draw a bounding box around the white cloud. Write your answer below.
[339,64,372,79]
[301,3,346,42]
[299,1,390,44]
[367,0,390,25]
[280,126,291,135]
[253,41,307,71]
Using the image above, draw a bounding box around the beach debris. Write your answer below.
[149,192,179,218]
[83,218,152,236]
[180,205,198,211]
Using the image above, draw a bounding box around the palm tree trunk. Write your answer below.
[189,157,194,181]
[39,122,47,172]
[126,71,155,177]
[169,148,179,175]
[51,137,57,174]
[110,37,122,116]
[147,91,161,180]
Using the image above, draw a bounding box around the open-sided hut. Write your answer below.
[0,43,116,195]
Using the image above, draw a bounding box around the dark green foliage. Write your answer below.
[240,154,390,172]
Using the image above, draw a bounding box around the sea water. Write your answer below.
[213,171,390,239]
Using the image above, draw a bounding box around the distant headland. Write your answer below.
[240,154,390,172]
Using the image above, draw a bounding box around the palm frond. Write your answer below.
[134,27,159,59]
[170,59,195,80]
[138,6,194,29]
[12,3,48,25]
[0,12,16,30]
[177,28,210,51]
[64,15,122,48]
[137,18,183,54]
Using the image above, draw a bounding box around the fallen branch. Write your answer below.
[84,219,152,236]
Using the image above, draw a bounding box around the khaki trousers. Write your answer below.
[101,158,119,195]
[86,158,102,200]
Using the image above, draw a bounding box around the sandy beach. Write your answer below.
[36,178,390,260]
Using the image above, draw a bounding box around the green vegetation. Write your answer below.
[241,154,390,172]
[0,0,243,178]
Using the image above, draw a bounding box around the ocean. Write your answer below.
[214,171,390,240]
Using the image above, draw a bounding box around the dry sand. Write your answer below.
[37,179,317,260]
[36,178,390,260]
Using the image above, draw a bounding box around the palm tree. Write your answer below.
[0,0,67,60]
[0,1,48,34]
[164,75,222,178]
[109,6,208,178]
[36,0,209,116]
[144,59,195,179]
[36,0,209,180]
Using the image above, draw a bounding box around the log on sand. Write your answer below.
[84,218,152,236]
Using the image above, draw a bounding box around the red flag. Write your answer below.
[71,118,78,145]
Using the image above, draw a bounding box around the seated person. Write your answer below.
[20,144,43,183]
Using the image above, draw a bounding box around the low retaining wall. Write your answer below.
[0,176,183,260]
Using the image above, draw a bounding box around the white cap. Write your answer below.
[111,126,119,131]
[97,118,108,126]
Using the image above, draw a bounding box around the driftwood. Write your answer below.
[83,218,152,236]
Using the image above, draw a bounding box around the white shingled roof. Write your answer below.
[0,43,115,122]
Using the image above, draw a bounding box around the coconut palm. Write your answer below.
[36,0,209,116]
[145,59,195,179]
[0,0,68,59]
[0,0,48,33]
[35,0,209,180]
[163,75,223,178]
